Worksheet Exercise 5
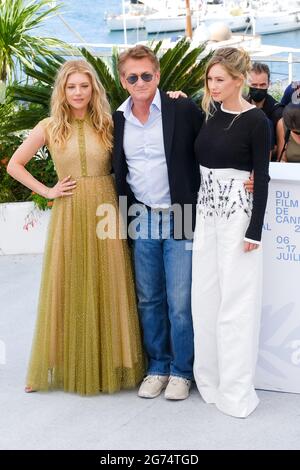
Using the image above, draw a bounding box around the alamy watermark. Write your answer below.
[95,197,195,243]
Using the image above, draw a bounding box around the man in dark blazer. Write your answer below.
[112,45,203,401]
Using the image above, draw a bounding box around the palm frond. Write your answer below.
[110,47,129,108]
[153,40,163,56]
[159,38,190,88]
[81,47,115,92]
[23,55,64,85]
[0,0,71,83]
[0,105,48,135]
[8,84,51,106]
[81,47,128,111]
[169,46,211,97]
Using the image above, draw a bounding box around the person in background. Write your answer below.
[7,60,144,395]
[280,81,300,106]
[247,62,283,158]
[192,48,270,418]
[277,103,300,163]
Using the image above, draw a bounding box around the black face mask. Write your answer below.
[249,87,268,103]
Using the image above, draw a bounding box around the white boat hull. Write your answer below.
[107,15,145,31]
[145,14,198,33]
[252,11,300,35]
[204,15,250,32]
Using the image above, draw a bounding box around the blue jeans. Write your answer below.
[132,207,194,380]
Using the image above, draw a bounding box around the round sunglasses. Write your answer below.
[126,72,154,85]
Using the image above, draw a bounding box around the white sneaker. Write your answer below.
[138,375,169,398]
[164,376,191,400]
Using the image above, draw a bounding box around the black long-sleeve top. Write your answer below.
[194,103,270,242]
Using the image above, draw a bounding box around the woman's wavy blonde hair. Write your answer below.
[48,60,113,150]
[202,47,251,120]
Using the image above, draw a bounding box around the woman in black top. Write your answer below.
[192,47,270,418]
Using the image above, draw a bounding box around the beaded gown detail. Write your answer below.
[26,117,144,395]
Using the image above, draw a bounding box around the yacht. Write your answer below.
[250,4,300,35]
[145,1,250,34]
[200,1,300,36]
[105,0,159,31]
[145,10,198,34]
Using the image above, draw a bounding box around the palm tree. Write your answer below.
[0,0,71,84]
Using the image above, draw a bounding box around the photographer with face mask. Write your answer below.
[247,62,284,158]
[277,103,300,163]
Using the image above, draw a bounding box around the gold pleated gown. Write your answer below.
[26,117,144,395]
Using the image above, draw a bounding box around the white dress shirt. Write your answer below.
[118,89,171,208]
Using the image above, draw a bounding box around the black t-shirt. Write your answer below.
[194,103,270,241]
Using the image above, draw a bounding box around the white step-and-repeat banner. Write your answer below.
[256,162,300,393]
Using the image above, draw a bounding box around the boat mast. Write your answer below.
[122,0,128,45]
[185,0,193,38]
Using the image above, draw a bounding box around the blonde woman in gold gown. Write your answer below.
[7,60,144,395]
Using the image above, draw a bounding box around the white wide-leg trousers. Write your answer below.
[192,166,263,418]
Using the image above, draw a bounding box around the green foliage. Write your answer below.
[3,55,65,135]
[81,47,128,112]
[0,131,57,207]
[0,100,56,207]
[0,0,72,83]
[269,81,284,102]
[30,192,51,210]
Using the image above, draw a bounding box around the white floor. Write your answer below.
[1,254,300,450]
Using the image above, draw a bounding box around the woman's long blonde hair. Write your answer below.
[48,60,113,150]
[202,47,251,120]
